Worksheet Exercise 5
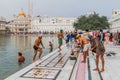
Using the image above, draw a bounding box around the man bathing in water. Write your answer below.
[18,52,25,63]
[32,35,45,62]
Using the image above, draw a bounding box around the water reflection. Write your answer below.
[0,34,63,79]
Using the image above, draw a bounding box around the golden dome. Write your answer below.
[57,16,62,20]
[18,8,26,17]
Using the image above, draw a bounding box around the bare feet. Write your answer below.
[81,61,86,63]
[38,58,41,61]
[93,68,99,71]
[59,52,62,55]
[58,48,62,52]
[58,50,60,52]
[32,60,34,63]
[100,69,104,72]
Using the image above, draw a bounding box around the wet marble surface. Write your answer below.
[5,43,120,80]
[21,68,61,79]
[85,44,120,80]
[5,43,77,80]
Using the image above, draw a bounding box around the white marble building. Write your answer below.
[31,16,76,33]
[9,9,31,34]
[109,9,120,32]
[0,17,6,33]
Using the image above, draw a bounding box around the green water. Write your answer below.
[0,34,61,79]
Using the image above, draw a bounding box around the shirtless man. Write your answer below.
[32,35,45,62]
[80,30,90,63]
[80,34,90,63]
[57,30,64,52]
[18,52,25,62]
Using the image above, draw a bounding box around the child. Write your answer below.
[49,41,53,53]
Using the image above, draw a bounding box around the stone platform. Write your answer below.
[5,44,120,80]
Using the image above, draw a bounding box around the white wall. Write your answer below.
[31,16,76,33]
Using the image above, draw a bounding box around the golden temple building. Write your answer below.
[10,8,31,34]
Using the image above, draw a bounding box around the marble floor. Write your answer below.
[5,43,120,80]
